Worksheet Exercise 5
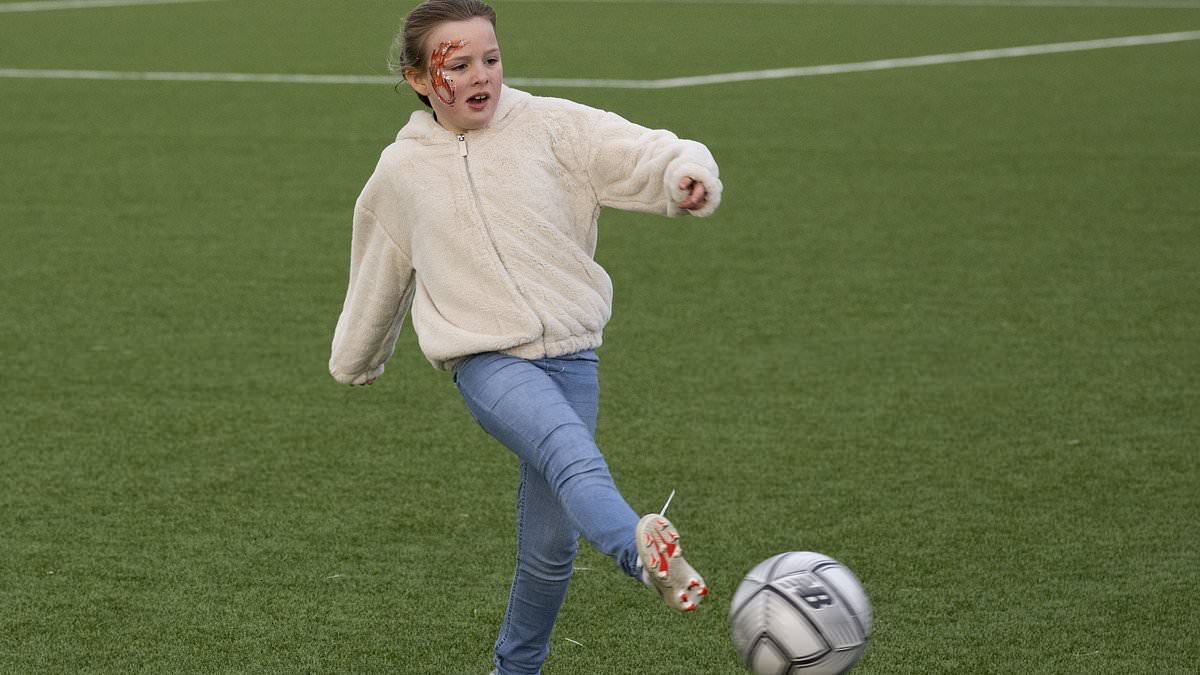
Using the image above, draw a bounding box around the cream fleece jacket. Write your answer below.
[329,86,722,383]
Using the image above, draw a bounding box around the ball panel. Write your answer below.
[788,645,866,675]
[731,573,767,616]
[814,564,873,636]
[730,591,766,663]
[749,635,792,675]
[768,551,837,578]
[758,587,829,661]
[771,571,865,650]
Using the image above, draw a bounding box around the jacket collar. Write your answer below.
[396,85,530,144]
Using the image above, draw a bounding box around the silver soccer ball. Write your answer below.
[730,552,873,675]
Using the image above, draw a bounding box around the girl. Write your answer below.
[329,1,722,673]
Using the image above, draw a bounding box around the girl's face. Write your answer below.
[406,17,503,134]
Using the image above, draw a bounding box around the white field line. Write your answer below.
[1,31,1198,89]
[515,30,1200,89]
[0,69,397,84]
[0,0,224,12]
[497,0,1200,7]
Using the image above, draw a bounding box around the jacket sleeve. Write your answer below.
[581,108,723,218]
[328,176,416,385]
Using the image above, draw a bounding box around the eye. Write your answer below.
[451,63,468,71]
[486,57,500,65]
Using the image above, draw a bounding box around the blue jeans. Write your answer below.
[454,350,641,675]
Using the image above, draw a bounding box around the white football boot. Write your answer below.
[636,513,708,612]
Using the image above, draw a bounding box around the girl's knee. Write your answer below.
[520,537,578,582]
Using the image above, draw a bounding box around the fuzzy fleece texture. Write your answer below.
[329,86,723,383]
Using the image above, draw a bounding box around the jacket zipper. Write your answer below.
[457,133,547,349]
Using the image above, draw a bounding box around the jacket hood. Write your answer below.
[396,85,531,144]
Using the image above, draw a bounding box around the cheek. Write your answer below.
[429,40,466,106]
[428,97,453,119]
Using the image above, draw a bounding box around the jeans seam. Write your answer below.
[494,464,529,656]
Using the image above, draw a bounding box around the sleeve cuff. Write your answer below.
[666,161,723,218]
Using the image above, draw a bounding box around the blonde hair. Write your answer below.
[388,0,498,108]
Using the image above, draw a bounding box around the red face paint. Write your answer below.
[429,40,467,106]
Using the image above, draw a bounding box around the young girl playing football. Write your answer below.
[329,1,722,673]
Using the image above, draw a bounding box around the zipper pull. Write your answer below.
[457,134,468,157]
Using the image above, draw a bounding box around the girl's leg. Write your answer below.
[454,351,641,575]
[492,463,577,673]
[454,351,641,675]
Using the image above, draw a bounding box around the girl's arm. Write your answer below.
[328,197,415,386]
[578,108,723,218]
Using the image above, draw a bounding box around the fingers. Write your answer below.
[353,365,384,386]
[677,177,707,211]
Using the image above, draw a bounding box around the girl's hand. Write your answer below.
[677,177,708,211]
[351,366,383,386]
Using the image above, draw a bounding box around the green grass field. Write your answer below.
[2,0,1199,673]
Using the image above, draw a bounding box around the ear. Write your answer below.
[404,67,430,97]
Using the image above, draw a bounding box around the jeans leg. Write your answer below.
[455,352,641,675]
[492,463,578,674]
[455,352,640,571]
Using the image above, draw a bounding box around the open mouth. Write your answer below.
[466,94,489,110]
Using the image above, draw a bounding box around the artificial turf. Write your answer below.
[2,0,1198,673]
